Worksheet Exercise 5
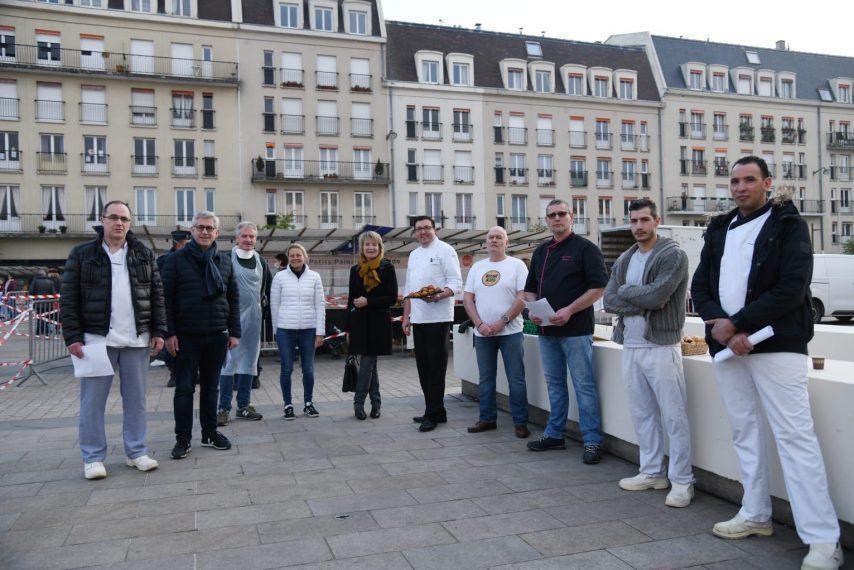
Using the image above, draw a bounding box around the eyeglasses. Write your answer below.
[102,215,131,224]
[545,211,570,219]
[413,226,434,232]
[193,224,217,233]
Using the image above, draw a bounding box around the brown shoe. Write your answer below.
[467,421,497,433]
[514,425,531,438]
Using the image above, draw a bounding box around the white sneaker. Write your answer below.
[150,359,165,367]
[84,462,107,480]
[712,513,773,539]
[802,543,843,570]
[618,472,669,491]
[125,455,159,472]
[665,482,694,508]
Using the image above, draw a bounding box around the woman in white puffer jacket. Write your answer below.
[270,243,325,419]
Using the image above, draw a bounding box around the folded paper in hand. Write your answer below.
[71,342,114,378]
[525,298,557,323]
[713,326,774,363]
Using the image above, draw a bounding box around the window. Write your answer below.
[201,93,214,129]
[80,86,107,124]
[406,148,417,181]
[595,119,611,149]
[133,138,156,174]
[169,43,194,77]
[423,149,442,182]
[598,198,613,222]
[173,139,195,175]
[593,76,609,97]
[80,0,104,6]
[351,102,371,136]
[507,69,524,90]
[689,71,703,90]
[349,58,370,91]
[354,191,373,223]
[82,135,107,173]
[204,188,215,211]
[283,146,303,177]
[422,60,439,84]
[525,42,542,58]
[39,133,64,156]
[534,70,551,93]
[203,140,215,177]
[41,185,65,223]
[619,78,634,99]
[452,63,470,86]
[84,186,106,222]
[453,150,473,183]
[265,190,276,215]
[818,89,833,102]
[455,193,473,226]
[567,74,583,95]
[840,85,851,103]
[737,75,752,95]
[712,73,725,92]
[131,0,153,11]
[0,32,15,61]
[511,195,527,227]
[422,108,440,140]
[353,148,371,179]
[0,185,20,226]
[0,131,20,170]
[452,109,471,142]
[596,159,612,187]
[319,147,338,176]
[201,46,212,78]
[425,193,442,223]
[171,92,194,128]
[316,100,338,135]
[130,39,154,74]
[175,188,195,224]
[36,33,61,66]
[745,51,760,64]
[171,0,191,16]
[537,154,554,185]
[348,10,367,35]
[536,116,553,146]
[509,153,526,183]
[281,52,303,86]
[80,37,104,71]
[262,51,275,85]
[758,77,773,97]
[279,2,299,28]
[316,55,338,89]
[496,194,505,217]
[314,6,334,32]
[621,121,636,150]
[131,89,155,126]
[622,160,637,187]
[284,191,304,226]
[320,191,339,227]
[781,79,794,99]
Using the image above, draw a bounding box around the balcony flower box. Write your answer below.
[322,173,339,179]
[351,85,371,93]
[115,64,126,73]
[281,81,303,88]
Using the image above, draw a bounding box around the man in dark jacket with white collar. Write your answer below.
[161,211,241,460]
[692,156,841,570]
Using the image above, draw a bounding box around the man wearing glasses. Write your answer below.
[402,216,462,432]
[61,200,166,480]
[161,211,241,460]
[524,199,608,463]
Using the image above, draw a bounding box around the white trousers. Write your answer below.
[714,352,839,544]
[622,346,694,485]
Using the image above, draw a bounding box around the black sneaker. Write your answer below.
[304,403,319,418]
[527,436,566,452]
[171,437,191,459]
[201,431,232,450]
[412,414,447,424]
[283,406,296,420]
[236,406,263,421]
[583,444,602,464]
[166,374,176,388]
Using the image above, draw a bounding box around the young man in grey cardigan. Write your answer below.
[603,198,695,508]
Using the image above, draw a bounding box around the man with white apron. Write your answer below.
[218,222,272,425]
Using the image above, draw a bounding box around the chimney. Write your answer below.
[775,40,786,50]
[519,27,523,35]
[475,23,481,31]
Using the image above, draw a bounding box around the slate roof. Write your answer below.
[240,0,383,37]
[651,35,854,102]
[386,21,660,102]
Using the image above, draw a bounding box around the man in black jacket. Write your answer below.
[156,230,191,387]
[61,200,166,480]
[692,156,841,569]
[161,211,241,460]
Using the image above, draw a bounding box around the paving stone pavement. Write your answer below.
[0,350,849,569]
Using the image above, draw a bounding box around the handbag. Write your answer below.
[342,355,358,393]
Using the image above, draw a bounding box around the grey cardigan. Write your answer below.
[603,237,688,346]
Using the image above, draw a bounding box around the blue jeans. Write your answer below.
[218,374,253,411]
[474,333,528,425]
[275,328,316,407]
[538,335,603,444]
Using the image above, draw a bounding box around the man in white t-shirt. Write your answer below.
[463,226,530,438]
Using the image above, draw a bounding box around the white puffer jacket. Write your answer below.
[270,265,325,335]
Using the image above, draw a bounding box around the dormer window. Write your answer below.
[278,2,300,28]
[745,51,760,64]
[758,76,773,97]
[689,70,703,90]
[422,60,440,84]
[508,68,524,90]
[840,84,851,103]
[619,78,634,99]
[780,79,794,99]
[451,62,469,86]
[712,72,725,92]
[593,76,609,97]
[525,42,542,58]
[737,74,752,95]
[819,89,833,102]
[348,10,367,34]
[567,74,583,95]
[314,5,334,31]
[534,70,551,92]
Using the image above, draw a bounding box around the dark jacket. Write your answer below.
[156,246,178,272]
[29,276,57,296]
[160,240,241,337]
[346,259,398,355]
[60,228,166,346]
[691,200,814,356]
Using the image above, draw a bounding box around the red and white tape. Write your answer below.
[0,360,32,391]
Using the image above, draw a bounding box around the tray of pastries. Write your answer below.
[406,285,443,299]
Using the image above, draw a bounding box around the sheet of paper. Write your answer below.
[525,298,557,323]
[713,326,775,363]
[71,342,114,378]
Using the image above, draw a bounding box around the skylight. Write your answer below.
[745,51,760,64]
[525,41,542,58]
[818,89,833,102]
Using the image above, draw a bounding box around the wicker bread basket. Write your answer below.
[681,335,708,356]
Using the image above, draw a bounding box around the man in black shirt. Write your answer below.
[524,199,608,463]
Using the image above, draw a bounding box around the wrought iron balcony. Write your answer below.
[316,71,338,90]
[81,153,109,175]
[280,114,304,134]
[36,152,67,174]
[508,167,528,185]
[453,166,475,184]
[712,124,728,141]
[594,132,613,150]
[830,166,852,182]
[595,171,614,188]
[536,169,555,187]
[739,125,754,142]
[420,122,442,141]
[353,215,375,226]
[421,164,443,183]
[680,159,707,176]
[79,102,107,124]
[827,132,854,150]
[170,108,195,129]
[0,43,238,84]
[131,155,159,176]
[598,217,616,229]
[318,215,342,229]
[570,170,588,188]
[793,199,824,215]
[0,97,20,120]
[0,150,22,172]
[620,134,638,151]
[129,105,157,126]
[573,217,589,235]
[453,125,473,142]
[714,160,729,177]
[35,99,64,122]
[507,127,528,145]
[830,200,853,215]
[509,216,530,231]
[760,126,775,143]
[251,159,390,184]
[171,156,197,177]
[536,129,554,146]
[667,196,734,213]
[350,73,371,92]
[351,118,373,137]
[280,68,304,88]
[781,127,798,144]
[568,130,587,149]
[316,116,339,136]
[454,215,476,229]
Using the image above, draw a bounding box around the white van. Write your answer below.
[810,254,854,323]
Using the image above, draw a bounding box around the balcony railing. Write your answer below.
[79,102,108,124]
[830,166,852,182]
[0,43,238,83]
[453,125,473,142]
[667,196,734,213]
[536,129,554,146]
[453,166,474,184]
[81,153,109,175]
[508,127,527,145]
[171,156,197,177]
[316,71,338,90]
[0,150,22,172]
[714,160,729,177]
[831,200,853,215]
[454,215,476,229]
[598,216,616,229]
[170,108,195,129]
[568,130,587,149]
[203,157,217,178]
[131,155,158,176]
[621,173,638,189]
[827,132,854,150]
[0,213,218,235]
[35,99,64,121]
[421,164,443,183]
[509,216,530,231]
[280,114,304,134]
[494,167,506,185]
[316,116,340,136]
[640,172,651,190]
[620,134,638,151]
[350,73,371,92]
[129,105,156,126]
[713,124,728,141]
[536,169,555,187]
[793,200,824,215]
[508,167,528,185]
[781,127,798,144]
[262,112,276,133]
[781,163,803,180]
[318,215,342,229]
[680,159,707,176]
[280,68,304,88]
[739,125,754,142]
[420,122,442,141]
[573,217,589,235]
[594,132,612,150]
[36,152,67,174]
[0,97,20,120]
[570,170,588,188]
[351,117,373,137]
[760,126,775,143]
[353,215,375,226]
[596,171,614,188]
[251,159,390,184]
[201,109,215,130]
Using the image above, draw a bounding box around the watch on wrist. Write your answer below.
[501,314,510,324]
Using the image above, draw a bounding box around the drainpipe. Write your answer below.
[657,104,665,223]
[235,31,244,223]
[383,42,397,227]
[816,105,825,252]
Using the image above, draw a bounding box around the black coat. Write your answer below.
[60,229,166,346]
[691,200,814,356]
[29,276,57,296]
[160,241,241,337]
[346,260,398,355]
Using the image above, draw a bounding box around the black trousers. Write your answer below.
[354,355,381,407]
[413,322,451,420]
[174,332,227,440]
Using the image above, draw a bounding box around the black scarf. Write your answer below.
[187,239,226,300]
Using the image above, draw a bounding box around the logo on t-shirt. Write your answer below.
[482,270,501,286]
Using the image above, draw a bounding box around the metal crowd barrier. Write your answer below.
[0,294,66,389]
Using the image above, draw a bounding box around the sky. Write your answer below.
[381,0,854,58]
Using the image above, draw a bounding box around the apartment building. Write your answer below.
[607,33,854,252]
[385,22,662,243]
[0,0,242,263]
